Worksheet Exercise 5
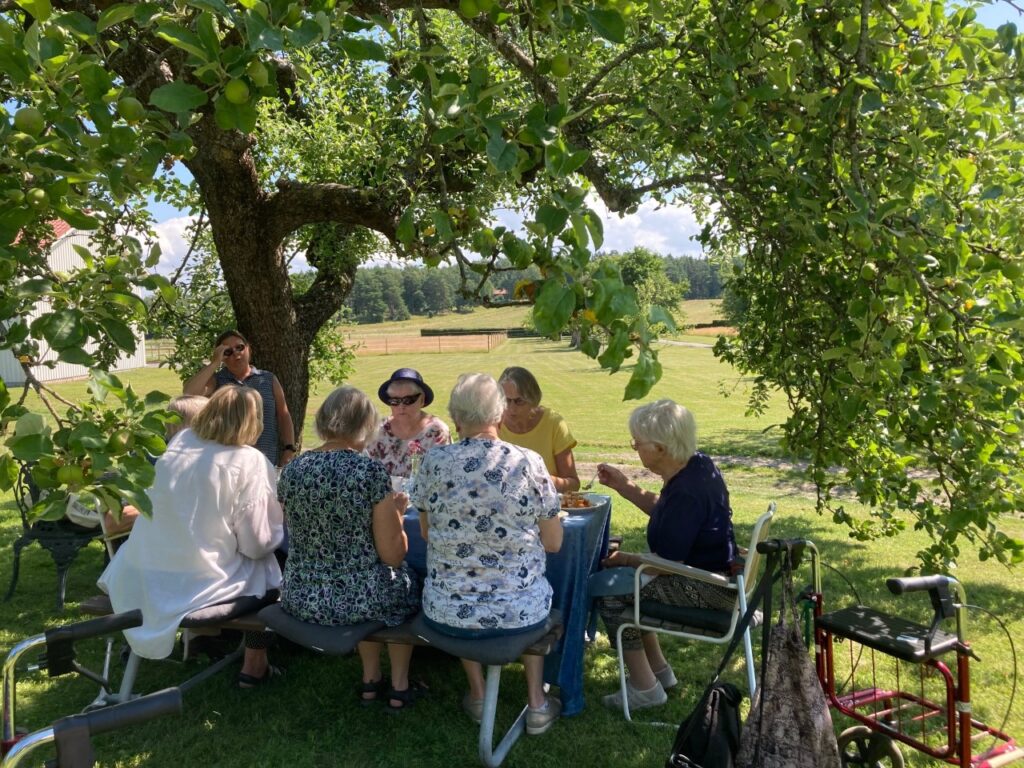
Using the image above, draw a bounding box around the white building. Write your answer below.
[0,221,148,386]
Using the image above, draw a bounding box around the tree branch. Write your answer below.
[265,179,403,244]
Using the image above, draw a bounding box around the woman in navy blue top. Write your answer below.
[595,399,738,715]
[183,329,297,468]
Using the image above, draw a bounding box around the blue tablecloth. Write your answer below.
[403,495,611,716]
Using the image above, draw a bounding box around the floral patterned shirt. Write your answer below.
[366,414,451,478]
[412,437,560,630]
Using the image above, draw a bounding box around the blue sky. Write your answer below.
[150,1,1022,272]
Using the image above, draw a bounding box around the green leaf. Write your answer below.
[648,304,676,332]
[214,95,259,133]
[96,3,135,32]
[9,433,52,462]
[37,309,86,350]
[99,317,137,350]
[15,0,51,22]
[951,158,976,191]
[598,328,630,372]
[624,350,662,400]
[584,7,626,44]
[144,391,171,407]
[155,23,210,62]
[0,454,18,491]
[149,81,209,113]
[57,347,95,365]
[339,36,388,60]
[583,211,603,251]
[396,206,416,247]
[536,203,569,235]
[533,280,575,335]
[14,412,46,436]
[486,134,518,172]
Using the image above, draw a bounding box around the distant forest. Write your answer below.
[345,252,723,324]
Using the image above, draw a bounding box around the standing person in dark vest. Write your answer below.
[184,329,297,468]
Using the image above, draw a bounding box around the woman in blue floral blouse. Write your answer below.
[412,373,564,735]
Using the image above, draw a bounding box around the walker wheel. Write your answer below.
[838,726,905,768]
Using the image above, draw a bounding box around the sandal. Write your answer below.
[385,680,429,714]
[237,664,284,689]
[355,678,385,706]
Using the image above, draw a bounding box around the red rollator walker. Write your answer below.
[784,540,1022,768]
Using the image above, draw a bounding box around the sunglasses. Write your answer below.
[222,343,246,358]
[386,394,422,406]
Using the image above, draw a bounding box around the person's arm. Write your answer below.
[183,343,227,396]
[234,458,285,558]
[551,447,580,493]
[372,491,409,567]
[597,463,658,514]
[235,494,285,559]
[272,375,296,466]
[538,515,563,553]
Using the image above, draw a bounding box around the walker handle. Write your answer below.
[56,688,182,738]
[43,611,143,646]
[886,575,950,596]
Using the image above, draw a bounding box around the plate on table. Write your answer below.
[559,492,596,512]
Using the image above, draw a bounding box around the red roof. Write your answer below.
[13,218,72,247]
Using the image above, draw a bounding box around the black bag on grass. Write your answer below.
[666,681,743,768]
[664,553,777,768]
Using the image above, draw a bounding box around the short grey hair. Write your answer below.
[166,394,208,439]
[316,386,380,444]
[629,399,697,463]
[498,366,542,406]
[448,373,505,429]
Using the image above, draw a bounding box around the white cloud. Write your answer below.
[150,215,196,275]
[589,196,705,256]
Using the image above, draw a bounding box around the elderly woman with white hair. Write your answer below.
[278,386,420,711]
[595,399,738,714]
[412,373,564,735]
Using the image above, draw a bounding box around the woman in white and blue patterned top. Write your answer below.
[413,373,563,731]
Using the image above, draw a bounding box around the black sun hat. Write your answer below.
[378,368,434,407]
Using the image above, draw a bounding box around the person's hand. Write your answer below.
[391,491,409,515]
[601,550,636,569]
[211,342,229,365]
[597,463,627,492]
[279,448,296,468]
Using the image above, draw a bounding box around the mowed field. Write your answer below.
[2,323,1022,767]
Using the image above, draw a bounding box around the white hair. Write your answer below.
[448,373,505,429]
[629,399,697,463]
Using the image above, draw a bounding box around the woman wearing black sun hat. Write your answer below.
[366,368,451,478]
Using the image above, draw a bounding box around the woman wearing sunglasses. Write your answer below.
[183,329,297,468]
[497,366,580,492]
[366,368,450,478]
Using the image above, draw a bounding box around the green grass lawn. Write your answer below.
[2,337,1021,767]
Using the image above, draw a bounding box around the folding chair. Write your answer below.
[612,502,776,722]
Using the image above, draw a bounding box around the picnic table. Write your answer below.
[402,494,611,716]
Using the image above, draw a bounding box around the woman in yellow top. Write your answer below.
[498,367,581,492]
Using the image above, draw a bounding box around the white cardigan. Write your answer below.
[99,430,284,659]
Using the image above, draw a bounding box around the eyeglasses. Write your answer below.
[386,393,422,406]
[505,397,528,406]
[222,343,246,358]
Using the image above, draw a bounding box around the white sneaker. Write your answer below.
[653,665,678,690]
[525,695,561,735]
[602,680,668,711]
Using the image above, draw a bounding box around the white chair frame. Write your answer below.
[613,502,776,722]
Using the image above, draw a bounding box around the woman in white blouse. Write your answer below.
[99,386,284,686]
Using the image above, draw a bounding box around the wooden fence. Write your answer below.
[344,333,507,356]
